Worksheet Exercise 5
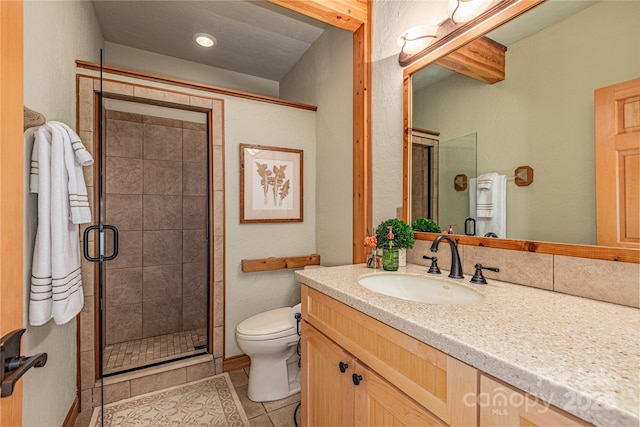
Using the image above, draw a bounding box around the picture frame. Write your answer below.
[240,144,303,223]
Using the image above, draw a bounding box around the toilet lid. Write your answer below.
[236,307,295,337]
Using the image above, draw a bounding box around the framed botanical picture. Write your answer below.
[240,144,303,223]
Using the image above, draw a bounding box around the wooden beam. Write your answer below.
[268,0,371,264]
[241,254,321,272]
[268,0,367,32]
[436,36,506,84]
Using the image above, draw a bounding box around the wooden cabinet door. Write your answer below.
[479,375,590,426]
[595,78,640,248]
[302,322,356,426]
[353,362,446,426]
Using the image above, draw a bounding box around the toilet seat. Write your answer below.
[236,307,296,340]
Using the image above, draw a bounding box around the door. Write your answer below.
[302,323,355,426]
[0,1,24,425]
[353,362,445,427]
[595,78,640,248]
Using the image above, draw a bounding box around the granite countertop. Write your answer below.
[294,263,640,427]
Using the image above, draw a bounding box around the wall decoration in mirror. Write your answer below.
[407,0,640,248]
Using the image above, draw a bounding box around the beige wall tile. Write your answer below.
[105,230,143,269]
[143,299,183,337]
[105,194,143,230]
[81,258,95,297]
[106,157,143,194]
[80,388,92,412]
[190,96,213,109]
[183,297,207,330]
[80,296,94,352]
[105,267,143,307]
[212,145,224,191]
[133,86,190,106]
[78,77,95,132]
[80,350,95,390]
[143,230,182,266]
[129,367,186,396]
[143,114,183,128]
[101,80,135,96]
[183,162,207,196]
[464,246,553,290]
[144,159,182,195]
[183,196,207,230]
[554,256,640,308]
[106,119,143,158]
[143,194,182,230]
[183,121,206,131]
[214,358,223,374]
[183,128,207,163]
[143,123,183,160]
[214,236,224,282]
[186,360,215,382]
[106,303,142,345]
[102,381,131,405]
[212,101,224,146]
[143,264,183,302]
[213,326,223,358]
[183,229,206,263]
[214,281,224,328]
[183,262,206,298]
[213,190,224,237]
[106,110,142,122]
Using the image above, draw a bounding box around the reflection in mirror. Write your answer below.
[409,0,639,246]
[438,133,477,235]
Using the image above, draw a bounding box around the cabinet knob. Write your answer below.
[339,361,349,373]
[352,373,363,386]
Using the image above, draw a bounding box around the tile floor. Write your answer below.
[103,328,207,374]
[74,367,301,427]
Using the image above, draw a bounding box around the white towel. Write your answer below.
[29,122,93,326]
[471,175,507,238]
[476,172,498,218]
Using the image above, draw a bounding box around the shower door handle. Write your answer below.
[83,224,119,262]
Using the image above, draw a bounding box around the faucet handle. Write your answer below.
[470,264,500,285]
[422,256,441,274]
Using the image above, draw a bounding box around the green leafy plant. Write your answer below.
[411,218,441,233]
[375,218,415,249]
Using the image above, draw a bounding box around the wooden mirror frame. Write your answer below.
[402,0,640,264]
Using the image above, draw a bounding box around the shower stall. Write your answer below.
[97,98,210,375]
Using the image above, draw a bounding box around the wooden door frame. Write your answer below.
[269,0,372,263]
[0,0,25,425]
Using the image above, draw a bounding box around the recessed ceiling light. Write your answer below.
[193,32,216,48]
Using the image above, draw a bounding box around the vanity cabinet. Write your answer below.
[479,375,591,427]
[301,285,478,426]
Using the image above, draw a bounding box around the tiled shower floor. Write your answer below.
[103,328,207,374]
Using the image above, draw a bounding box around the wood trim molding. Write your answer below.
[75,60,317,112]
[435,36,506,84]
[241,254,321,272]
[61,397,79,427]
[268,0,371,264]
[415,232,640,263]
[223,355,251,372]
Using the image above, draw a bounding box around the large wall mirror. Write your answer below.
[403,0,640,262]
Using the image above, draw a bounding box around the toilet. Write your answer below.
[235,306,301,402]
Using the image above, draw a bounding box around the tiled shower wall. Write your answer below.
[103,110,208,344]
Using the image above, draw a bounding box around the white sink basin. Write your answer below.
[358,273,483,304]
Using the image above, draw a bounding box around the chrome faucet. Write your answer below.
[429,235,464,279]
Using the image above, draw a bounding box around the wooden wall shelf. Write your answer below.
[241,254,321,272]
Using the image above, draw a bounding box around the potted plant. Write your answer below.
[375,218,415,267]
[411,218,441,233]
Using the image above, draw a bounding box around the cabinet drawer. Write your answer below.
[479,375,592,426]
[302,285,477,426]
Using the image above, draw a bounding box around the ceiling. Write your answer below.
[91,0,329,82]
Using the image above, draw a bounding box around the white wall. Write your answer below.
[225,100,316,356]
[22,1,103,425]
[412,1,640,244]
[104,42,280,98]
[370,0,447,227]
[280,27,353,266]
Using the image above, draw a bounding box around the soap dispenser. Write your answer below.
[382,226,399,271]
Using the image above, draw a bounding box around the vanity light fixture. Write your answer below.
[447,0,493,24]
[397,25,439,56]
[193,32,216,48]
